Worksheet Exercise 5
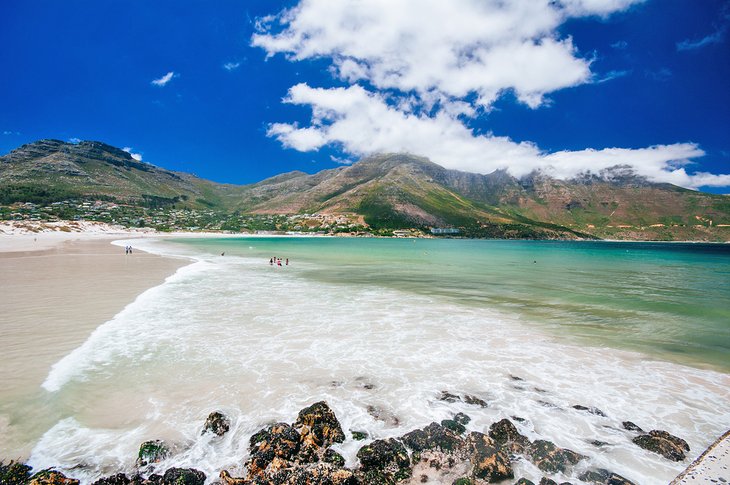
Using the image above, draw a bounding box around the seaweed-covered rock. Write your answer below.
[453,413,471,426]
[286,463,358,485]
[323,449,346,468]
[514,479,535,485]
[488,419,530,454]
[441,419,466,434]
[29,469,80,485]
[294,401,346,448]
[571,405,606,417]
[527,440,585,474]
[632,430,689,461]
[91,473,132,485]
[621,421,643,433]
[578,468,636,485]
[161,468,206,485]
[438,391,461,403]
[0,461,32,485]
[538,479,557,485]
[137,440,171,467]
[463,395,488,408]
[246,423,301,478]
[465,432,513,482]
[351,431,368,441]
[401,423,465,453]
[202,411,230,437]
[453,478,473,485]
[357,438,410,483]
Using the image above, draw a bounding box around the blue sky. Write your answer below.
[1,0,728,192]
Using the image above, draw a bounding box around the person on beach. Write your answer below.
[277,258,282,266]
[286,258,289,266]
[269,258,273,265]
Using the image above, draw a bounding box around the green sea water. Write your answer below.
[177,237,730,372]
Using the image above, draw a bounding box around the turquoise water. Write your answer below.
[181,237,730,372]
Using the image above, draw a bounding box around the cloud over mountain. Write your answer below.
[254,0,730,189]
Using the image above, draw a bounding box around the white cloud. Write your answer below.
[68,137,81,144]
[255,0,729,189]
[122,147,143,161]
[677,29,726,51]
[223,61,241,71]
[270,83,728,188]
[151,71,176,87]
[253,0,632,110]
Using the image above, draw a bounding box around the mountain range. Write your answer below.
[2,139,729,241]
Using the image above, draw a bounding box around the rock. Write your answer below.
[438,391,461,403]
[632,430,689,461]
[91,474,131,485]
[286,463,358,485]
[514,479,535,485]
[294,401,346,448]
[357,438,411,483]
[539,479,557,485]
[28,470,80,485]
[621,421,643,433]
[453,413,471,426]
[366,405,400,426]
[453,478,473,485]
[219,470,247,485]
[465,432,513,482]
[245,423,301,478]
[351,431,369,441]
[441,419,466,434]
[202,411,230,437]
[571,405,607,417]
[137,440,171,467]
[0,461,32,485]
[463,395,488,408]
[527,440,585,473]
[161,468,206,485]
[578,468,636,485]
[323,449,346,468]
[488,419,530,454]
[401,423,465,453]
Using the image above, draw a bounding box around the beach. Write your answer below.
[0,226,190,458]
[0,230,728,484]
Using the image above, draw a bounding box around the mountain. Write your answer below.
[0,139,240,209]
[2,140,729,241]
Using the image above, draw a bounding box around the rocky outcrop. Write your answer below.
[202,411,230,436]
[160,468,206,485]
[466,432,513,482]
[136,440,171,467]
[527,440,586,474]
[633,430,690,461]
[28,469,80,485]
[0,461,32,485]
[578,468,636,485]
[356,438,411,484]
[488,418,530,454]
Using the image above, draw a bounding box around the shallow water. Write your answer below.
[9,237,730,484]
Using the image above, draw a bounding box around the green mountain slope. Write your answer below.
[2,140,728,241]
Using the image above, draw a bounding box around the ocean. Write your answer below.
[15,238,730,483]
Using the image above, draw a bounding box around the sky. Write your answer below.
[1,0,729,193]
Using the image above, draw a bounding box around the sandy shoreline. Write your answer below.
[0,228,191,458]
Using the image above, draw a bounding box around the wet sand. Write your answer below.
[0,237,189,457]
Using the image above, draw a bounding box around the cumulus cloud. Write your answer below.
[271,83,728,188]
[255,0,728,189]
[68,137,81,144]
[151,71,176,87]
[122,147,143,161]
